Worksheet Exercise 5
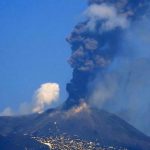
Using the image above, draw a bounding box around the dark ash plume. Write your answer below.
[65,26,122,108]
[64,0,149,109]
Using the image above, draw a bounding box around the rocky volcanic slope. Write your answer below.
[0,106,150,150]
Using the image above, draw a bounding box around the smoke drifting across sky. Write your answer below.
[65,0,150,135]
[85,3,129,31]
[0,83,60,116]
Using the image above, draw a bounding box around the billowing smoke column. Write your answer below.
[65,0,148,108]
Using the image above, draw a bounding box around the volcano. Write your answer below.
[0,0,150,149]
[0,104,150,150]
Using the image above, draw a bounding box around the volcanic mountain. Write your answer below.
[0,104,150,150]
[0,0,150,149]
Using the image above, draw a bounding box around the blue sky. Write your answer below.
[0,0,87,111]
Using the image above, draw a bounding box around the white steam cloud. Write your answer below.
[0,82,60,116]
[0,107,14,116]
[85,4,129,31]
[32,83,60,113]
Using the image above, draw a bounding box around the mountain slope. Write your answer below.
[0,105,150,150]
[0,134,49,150]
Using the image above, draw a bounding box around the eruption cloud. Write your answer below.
[65,0,150,135]
[0,107,14,116]
[0,83,60,116]
[85,3,129,31]
[32,83,60,113]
